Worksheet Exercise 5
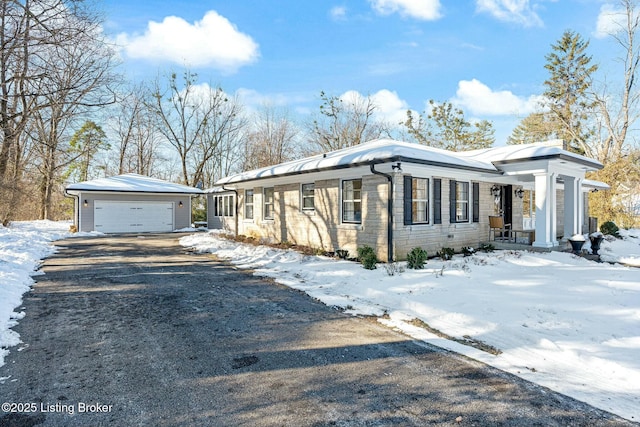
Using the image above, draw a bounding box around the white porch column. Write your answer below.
[563,177,583,239]
[533,172,558,248]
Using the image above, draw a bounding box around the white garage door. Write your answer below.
[94,201,174,233]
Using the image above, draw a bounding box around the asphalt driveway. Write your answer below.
[0,233,633,426]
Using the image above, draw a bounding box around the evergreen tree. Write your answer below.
[543,30,598,153]
[404,100,494,151]
[507,112,556,145]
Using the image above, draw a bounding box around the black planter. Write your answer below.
[569,239,585,255]
[590,235,604,255]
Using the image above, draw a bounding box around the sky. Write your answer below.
[100,0,629,145]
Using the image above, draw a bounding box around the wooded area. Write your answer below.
[1,0,638,227]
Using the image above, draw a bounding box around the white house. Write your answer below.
[207,139,607,261]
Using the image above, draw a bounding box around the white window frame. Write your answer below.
[412,177,429,224]
[301,183,315,211]
[455,181,470,223]
[341,178,362,224]
[263,187,274,220]
[244,189,254,220]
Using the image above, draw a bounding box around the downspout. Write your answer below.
[222,185,239,235]
[63,189,80,232]
[369,164,394,263]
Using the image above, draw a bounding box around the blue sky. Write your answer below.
[102,0,626,145]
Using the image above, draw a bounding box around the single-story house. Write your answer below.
[207,138,608,261]
[65,173,203,233]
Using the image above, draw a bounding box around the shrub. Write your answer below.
[478,243,495,253]
[461,246,475,257]
[600,221,621,238]
[357,245,378,270]
[406,247,428,269]
[384,262,405,276]
[436,247,455,260]
[335,249,349,259]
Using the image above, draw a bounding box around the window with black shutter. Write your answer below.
[433,179,441,224]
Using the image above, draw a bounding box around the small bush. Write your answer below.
[357,245,378,270]
[335,249,349,259]
[436,247,455,260]
[600,221,621,238]
[384,262,405,276]
[478,243,495,253]
[461,246,475,257]
[406,247,428,269]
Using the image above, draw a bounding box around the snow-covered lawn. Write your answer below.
[1,221,638,422]
[0,221,74,368]
[180,230,640,422]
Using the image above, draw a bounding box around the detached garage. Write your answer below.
[65,173,203,233]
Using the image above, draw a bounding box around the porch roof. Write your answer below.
[460,141,603,171]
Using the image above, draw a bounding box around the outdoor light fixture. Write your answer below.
[83,199,88,207]
[178,201,183,208]
[514,188,525,199]
[391,162,402,172]
[490,185,501,197]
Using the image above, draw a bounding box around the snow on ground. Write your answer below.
[180,230,640,422]
[1,221,638,421]
[0,221,98,368]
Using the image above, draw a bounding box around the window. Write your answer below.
[245,189,254,220]
[449,180,470,223]
[263,187,274,220]
[225,195,233,217]
[342,179,362,223]
[213,195,234,217]
[456,181,469,222]
[301,183,315,211]
[403,177,429,225]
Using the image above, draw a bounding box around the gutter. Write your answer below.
[222,185,239,235]
[369,164,394,263]
[63,189,80,232]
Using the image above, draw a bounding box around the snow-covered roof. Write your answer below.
[216,138,499,185]
[216,138,605,186]
[459,143,603,170]
[65,173,204,194]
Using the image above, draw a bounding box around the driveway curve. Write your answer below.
[0,233,633,426]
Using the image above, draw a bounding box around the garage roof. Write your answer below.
[65,173,204,194]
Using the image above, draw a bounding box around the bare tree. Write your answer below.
[308,91,387,153]
[149,71,247,187]
[242,104,299,170]
[0,0,117,222]
[110,84,162,176]
[592,0,640,162]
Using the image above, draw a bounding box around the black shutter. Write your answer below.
[449,180,457,223]
[433,179,441,224]
[403,176,412,225]
[473,182,480,223]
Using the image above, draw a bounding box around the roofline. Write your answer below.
[491,153,603,170]
[218,156,501,185]
[65,189,203,195]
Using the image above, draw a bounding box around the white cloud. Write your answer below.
[340,89,412,125]
[369,0,442,20]
[476,0,544,27]
[594,3,627,39]
[330,6,348,21]
[451,79,545,116]
[117,10,259,73]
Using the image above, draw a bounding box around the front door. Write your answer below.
[502,185,513,226]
